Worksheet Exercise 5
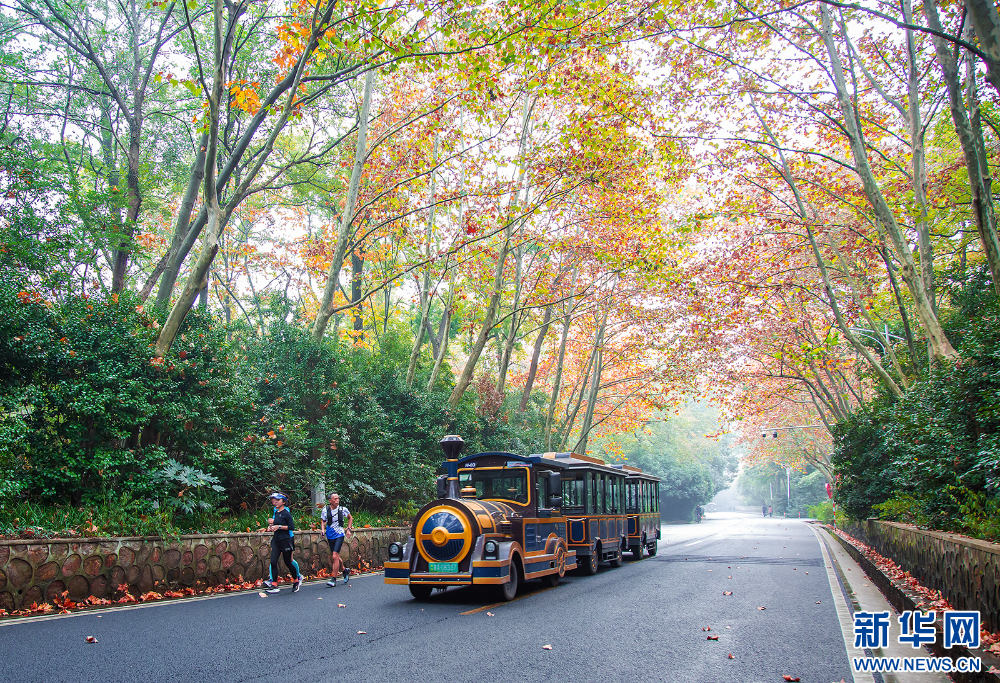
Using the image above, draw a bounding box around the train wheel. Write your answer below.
[609,546,623,568]
[647,539,658,556]
[580,544,599,575]
[498,561,520,601]
[409,584,432,600]
[543,546,567,587]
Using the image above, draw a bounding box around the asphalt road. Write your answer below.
[0,513,852,683]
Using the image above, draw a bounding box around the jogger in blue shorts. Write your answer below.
[321,493,353,587]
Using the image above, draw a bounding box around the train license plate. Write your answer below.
[428,562,458,573]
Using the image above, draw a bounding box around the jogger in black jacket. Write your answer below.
[263,493,302,593]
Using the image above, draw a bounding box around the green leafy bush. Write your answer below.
[832,266,1000,539]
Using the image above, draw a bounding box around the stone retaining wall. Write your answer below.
[844,520,1000,632]
[0,528,409,612]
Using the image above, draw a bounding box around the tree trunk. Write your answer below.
[965,0,1000,98]
[904,0,935,310]
[544,268,577,450]
[350,244,365,333]
[573,310,607,455]
[495,245,524,396]
[155,0,226,357]
[406,132,440,387]
[447,92,533,408]
[822,6,958,361]
[924,0,1000,300]
[150,133,209,305]
[312,71,375,343]
[446,237,510,408]
[427,273,455,392]
[519,304,553,412]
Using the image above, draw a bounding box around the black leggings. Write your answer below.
[269,541,300,582]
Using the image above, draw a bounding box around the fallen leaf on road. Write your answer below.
[338,604,346,608]
[96,616,101,618]
[707,635,719,640]
[542,645,553,650]
[85,636,97,643]
[782,676,801,682]
[708,570,712,572]
[357,631,366,634]
[816,601,821,604]
[758,606,767,610]
[805,572,808,575]
[723,591,733,596]
[702,626,711,631]
[725,626,731,629]
[486,612,494,617]
[727,575,733,579]
[793,568,797,570]
[258,592,267,597]
[317,598,322,600]
[728,653,735,659]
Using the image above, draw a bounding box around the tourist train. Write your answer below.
[384,435,661,600]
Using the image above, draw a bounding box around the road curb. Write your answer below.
[823,524,1000,683]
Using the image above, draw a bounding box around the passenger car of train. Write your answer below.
[384,435,661,601]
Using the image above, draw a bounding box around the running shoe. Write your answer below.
[326,580,336,587]
[262,580,275,590]
[343,567,350,583]
[266,587,280,594]
[292,579,301,593]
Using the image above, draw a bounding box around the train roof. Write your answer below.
[449,451,571,470]
[533,451,629,476]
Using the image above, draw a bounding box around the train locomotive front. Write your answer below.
[384,435,576,601]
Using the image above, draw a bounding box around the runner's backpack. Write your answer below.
[325,505,344,531]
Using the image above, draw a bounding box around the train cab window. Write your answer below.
[535,474,550,509]
[562,478,585,511]
[458,468,529,504]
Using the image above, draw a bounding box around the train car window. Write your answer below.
[587,473,595,514]
[457,468,529,504]
[641,480,648,513]
[562,477,584,511]
[626,482,636,513]
[653,482,659,512]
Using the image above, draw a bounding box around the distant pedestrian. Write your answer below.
[322,492,354,587]
[695,505,704,523]
[762,503,767,518]
[768,505,773,517]
[263,493,302,593]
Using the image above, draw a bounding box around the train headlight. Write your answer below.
[388,542,402,560]
[483,540,499,560]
